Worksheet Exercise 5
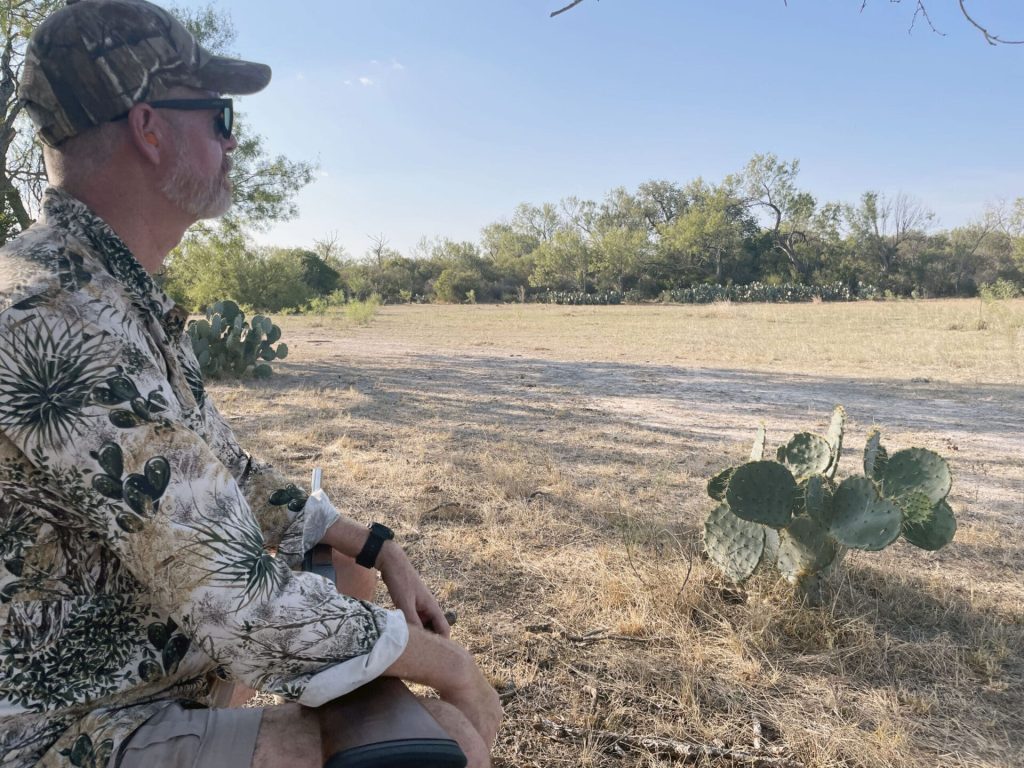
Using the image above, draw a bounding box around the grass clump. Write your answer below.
[345,294,381,326]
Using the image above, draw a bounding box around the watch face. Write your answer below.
[370,522,394,540]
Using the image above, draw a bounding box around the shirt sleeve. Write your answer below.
[196,389,338,567]
[0,299,407,702]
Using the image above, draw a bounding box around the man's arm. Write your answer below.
[0,300,408,704]
[318,510,452,637]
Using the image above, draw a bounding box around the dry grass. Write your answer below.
[213,299,1024,767]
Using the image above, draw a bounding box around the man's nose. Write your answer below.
[224,134,238,152]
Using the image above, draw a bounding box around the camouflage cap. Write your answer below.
[19,0,271,147]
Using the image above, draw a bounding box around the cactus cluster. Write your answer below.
[187,299,289,380]
[703,407,957,597]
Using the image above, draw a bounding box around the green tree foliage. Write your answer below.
[162,233,320,312]
[530,228,592,292]
[165,154,1024,308]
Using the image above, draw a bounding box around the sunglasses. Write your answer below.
[112,98,234,140]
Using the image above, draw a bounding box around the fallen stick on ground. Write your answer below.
[533,717,804,767]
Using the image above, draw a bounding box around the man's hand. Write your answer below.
[377,542,451,637]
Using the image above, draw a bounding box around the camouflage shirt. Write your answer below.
[0,188,408,768]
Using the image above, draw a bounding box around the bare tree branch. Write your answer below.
[558,0,1024,45]
[957,0,1024,45]
[550,0,587,18]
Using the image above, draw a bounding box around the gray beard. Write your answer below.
[161,148,233,220]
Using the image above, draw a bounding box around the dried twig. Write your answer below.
[424,501,462,515]
[550,0,587,18]
[534,717,805,766]
[559,629,673,645]
[957,0,1024,45]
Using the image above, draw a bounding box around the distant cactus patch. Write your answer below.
[703,406,957,602]
[187,299,289,380]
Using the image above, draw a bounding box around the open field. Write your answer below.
[214,299,1023,767]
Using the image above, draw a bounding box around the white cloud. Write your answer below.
[391,58,405,71]
[370,59,379,65]
[343,79,352,86]
[319,170,329,178]
[359,77,374,86]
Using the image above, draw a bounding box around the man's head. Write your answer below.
[20,0,271,225]
[19,0,269,148]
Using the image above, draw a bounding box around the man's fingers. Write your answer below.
[422,607,451,638]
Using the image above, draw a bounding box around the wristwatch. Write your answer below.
[355,522,394,569]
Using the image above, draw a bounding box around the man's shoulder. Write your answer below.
[0,221,104,316]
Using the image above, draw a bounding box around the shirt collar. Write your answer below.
[40,187,181,328]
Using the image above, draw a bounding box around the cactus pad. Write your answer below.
[779,432,833,479]
[750,424,766,461]
[707,467,735,501]
[776,516,838,583]
[881,448,951,505]
[824,405,845,479]
[903,500,957,551]
[726,460,796,528]
[802,474,833,526]
[895,490,933,525]
[762,526,781,567]
[704,503,766,583]
[863,428,887,480]
[829,476,902,550]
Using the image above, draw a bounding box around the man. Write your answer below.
[0,1,501,767]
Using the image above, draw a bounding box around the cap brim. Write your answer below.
[197,55,272,96]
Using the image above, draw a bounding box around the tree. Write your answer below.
[530,228,592,291]
[1,0,60,241]
[511,202,562,242]
[480,221,539,296]
[591,223,648,292]
[733,153,817,280]
[0,2,314,245]
[635,179,689,232]
[845,191,933,274]
[659,180,751,284]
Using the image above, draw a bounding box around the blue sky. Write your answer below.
[196,0,1024,257]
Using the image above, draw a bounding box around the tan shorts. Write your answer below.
[113,704,263,768]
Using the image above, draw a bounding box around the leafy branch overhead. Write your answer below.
[552,0,1024,45]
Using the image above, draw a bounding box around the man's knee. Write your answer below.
[419,697,492,768]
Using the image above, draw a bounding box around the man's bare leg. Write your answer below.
[249,695,489,768]
[251,702,320,768]
[420,698,492,768]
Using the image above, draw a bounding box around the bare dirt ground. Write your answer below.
[213,301,1023,768]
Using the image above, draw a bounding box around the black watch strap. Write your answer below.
[355,522,394,569]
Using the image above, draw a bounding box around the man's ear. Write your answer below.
[127,104,163,164]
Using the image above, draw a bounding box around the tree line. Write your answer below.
[162,152,1024,311]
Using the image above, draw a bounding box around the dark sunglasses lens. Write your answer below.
[217,105,233,139]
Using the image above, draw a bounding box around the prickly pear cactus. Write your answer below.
[187,300,289,380]
[701,406,959,601]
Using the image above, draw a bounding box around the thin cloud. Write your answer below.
[359,77,374,86]
[391,59,405,70]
